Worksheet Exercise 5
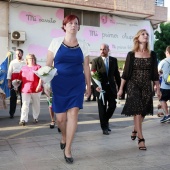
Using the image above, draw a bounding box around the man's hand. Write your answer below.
[96,87,101,92]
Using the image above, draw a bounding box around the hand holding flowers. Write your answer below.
[43,82,52,97]
[33,66,57,84]
[11,79,21,97]
[33,66,57,97]
[12,79,21,91]
[91,70,105,105]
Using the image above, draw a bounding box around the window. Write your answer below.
[83,11,100,27]
[155,0,164,6]
[64,9,100,27]
[64,9,82,24]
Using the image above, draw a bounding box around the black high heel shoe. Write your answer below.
[131,130,137,140]
[63,149,74,164]
[138,138,147,151]
[50,121,55,129]
[58,128,61,133]
[60,142,66,150]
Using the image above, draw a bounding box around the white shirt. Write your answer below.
[102,56,109,68]
[7,59,25,80]
[48,36,90,59]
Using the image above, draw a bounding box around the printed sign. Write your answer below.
[9,4,153,62]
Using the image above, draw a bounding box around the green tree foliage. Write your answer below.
[118,60,125,69]
[154,22,170,61]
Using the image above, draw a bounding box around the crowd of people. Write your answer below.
[1,14,170,164]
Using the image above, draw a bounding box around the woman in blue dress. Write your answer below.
[46,14,91,164]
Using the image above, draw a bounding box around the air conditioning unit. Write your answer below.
[11,31,26,41]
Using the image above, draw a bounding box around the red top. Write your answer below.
[18,65,42,93]
[11,73,20,81]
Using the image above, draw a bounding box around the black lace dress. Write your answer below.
[121,57,153,117]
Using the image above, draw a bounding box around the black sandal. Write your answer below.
[138,138,147,151]
[50,121,55,129]
[131,130,137,140]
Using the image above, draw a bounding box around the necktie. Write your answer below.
[105,57,109,75]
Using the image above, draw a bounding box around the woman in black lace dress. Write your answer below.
[117,29,161,150]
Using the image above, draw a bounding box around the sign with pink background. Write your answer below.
[9,4,153,62]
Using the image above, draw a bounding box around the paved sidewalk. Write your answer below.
[0,97,170,170]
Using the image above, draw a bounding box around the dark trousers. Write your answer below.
[87,85,96,101]
[9,84,22,116]
[97,84,116,130]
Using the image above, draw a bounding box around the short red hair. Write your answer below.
[61,14,80,32]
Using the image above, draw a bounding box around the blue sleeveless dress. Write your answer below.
[51,43,85,113]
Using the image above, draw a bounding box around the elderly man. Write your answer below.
[91,44,121,135]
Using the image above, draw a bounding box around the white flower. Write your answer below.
[37,66,52,76]
[43,82,51,97]
[12,79,21,90]
[92,77,105,105]
[33,66,57,83]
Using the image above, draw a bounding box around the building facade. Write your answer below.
[0,0,168,64]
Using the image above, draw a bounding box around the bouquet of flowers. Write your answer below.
[33,66,57,97]
[12,79,21,91]
[33,66,57,84]
[46,86,53,108]
[116,98,121,104]
[91,70,105,105]
[43,82,52,98]
[11,79,21,96]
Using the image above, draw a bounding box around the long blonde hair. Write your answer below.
[132,29,150,53]
[25,54,37,65]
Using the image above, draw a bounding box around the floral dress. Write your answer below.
[121,57,153,117]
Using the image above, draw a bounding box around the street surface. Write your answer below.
[0,95,159,139]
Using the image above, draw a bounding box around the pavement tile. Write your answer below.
[0,144,11,151]
[65,155,119,170]
[0,97,169,169]
[36,138,58,147]
[0,140,8,145]
[0,164,27,170]
[24,159,70,170]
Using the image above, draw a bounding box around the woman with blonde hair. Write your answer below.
[118,29,161,150]
[18,54,42,126]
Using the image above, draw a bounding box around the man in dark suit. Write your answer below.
[91,44,121,135]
